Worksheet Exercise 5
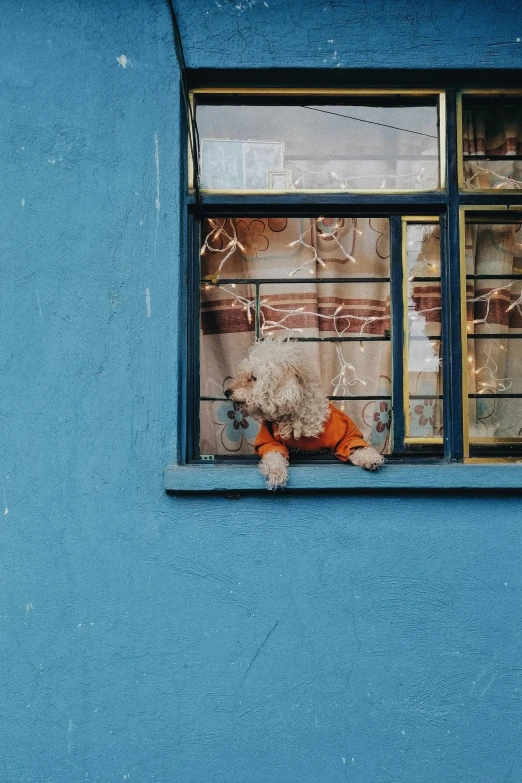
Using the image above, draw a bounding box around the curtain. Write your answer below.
[406,224,443,439]
[463,106,522,189]
[199,217,392,456]
[466,222,522,439]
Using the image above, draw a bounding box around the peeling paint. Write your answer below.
[116,54,128,68]
[145,287,151,318]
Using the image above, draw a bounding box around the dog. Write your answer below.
[226,338,384,489]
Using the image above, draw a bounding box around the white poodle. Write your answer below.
[226,338,384,489]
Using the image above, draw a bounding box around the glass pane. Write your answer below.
[196,97,440,192]
[200,217,390,281]
[408,342,443,438]
[405,223,443,439]
[330,397,392,455]
[462,96,522,190]
[200,400,259,456]
[258,282,390,338]
[199,343,392,456]
[200,283,256,398]
[199,218,393,456]
[468,337,522,396]
[468,397,522,440]
[465,221,522,442]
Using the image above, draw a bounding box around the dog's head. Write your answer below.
[226,338,311,422]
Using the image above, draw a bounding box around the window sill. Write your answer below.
[164,462,522,494]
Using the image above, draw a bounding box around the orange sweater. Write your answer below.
[255,403,368,462]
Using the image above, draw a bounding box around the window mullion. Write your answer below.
[444,88,464,460]
[187,214,201,462]
[390,215,405,453]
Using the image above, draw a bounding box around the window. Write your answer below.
[177,88,522,473]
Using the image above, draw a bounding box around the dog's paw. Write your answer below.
[259,451,289,490]
[348,446,384,471]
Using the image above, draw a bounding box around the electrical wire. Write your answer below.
[302,106,438,139]
[164,3,436,207]
[165,0,203,213]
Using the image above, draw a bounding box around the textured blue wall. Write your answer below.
[2,1,522,781]
[178,0,522,70]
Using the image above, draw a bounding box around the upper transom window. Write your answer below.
[460,90,522,191]
[194,90,444,193]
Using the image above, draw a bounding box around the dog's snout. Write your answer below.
[224,388,233,399]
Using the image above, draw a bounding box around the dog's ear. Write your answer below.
[277,375,303,411]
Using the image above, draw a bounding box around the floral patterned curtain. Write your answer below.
[406,224,443,439]
[463,105,522,189]
[466,222,522,439]
[199,217,392,456]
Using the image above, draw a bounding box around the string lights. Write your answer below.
[201,218,245,280]
[215,284,389,401]
[464,162,522,190]
[466,282,518,393]
[287,221,357,275]
[203,218,436,405]
[292,163,433,191]
[472,340,512,394]
[407,224,440,281]
[202,219,520,409]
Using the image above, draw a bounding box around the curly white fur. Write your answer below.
[258,450,289,490]
[227,338,329,440]
[348,446,384,471]
[227,338,384,489]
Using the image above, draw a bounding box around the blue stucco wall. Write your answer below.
[2,1,522,781]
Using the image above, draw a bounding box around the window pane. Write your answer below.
[200,400,260,456]
[200,395,392,457]
[465,221,522,442]
[199,217,392,456]
[462,96,522,190]
[200,217,389,281]
[200,282,256,393]
[258,282,390,338]
[196,96,440,192]
[405,223,443,440]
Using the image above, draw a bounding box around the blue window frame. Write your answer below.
[166,78,522,492]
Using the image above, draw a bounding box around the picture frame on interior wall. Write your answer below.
[200,139,284,190]
[267,169,293,189]
[200,139,245,189]
[243,141,284,188]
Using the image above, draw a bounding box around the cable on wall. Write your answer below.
[166,0,203,213]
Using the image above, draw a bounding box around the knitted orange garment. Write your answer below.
[255,403,369,462]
